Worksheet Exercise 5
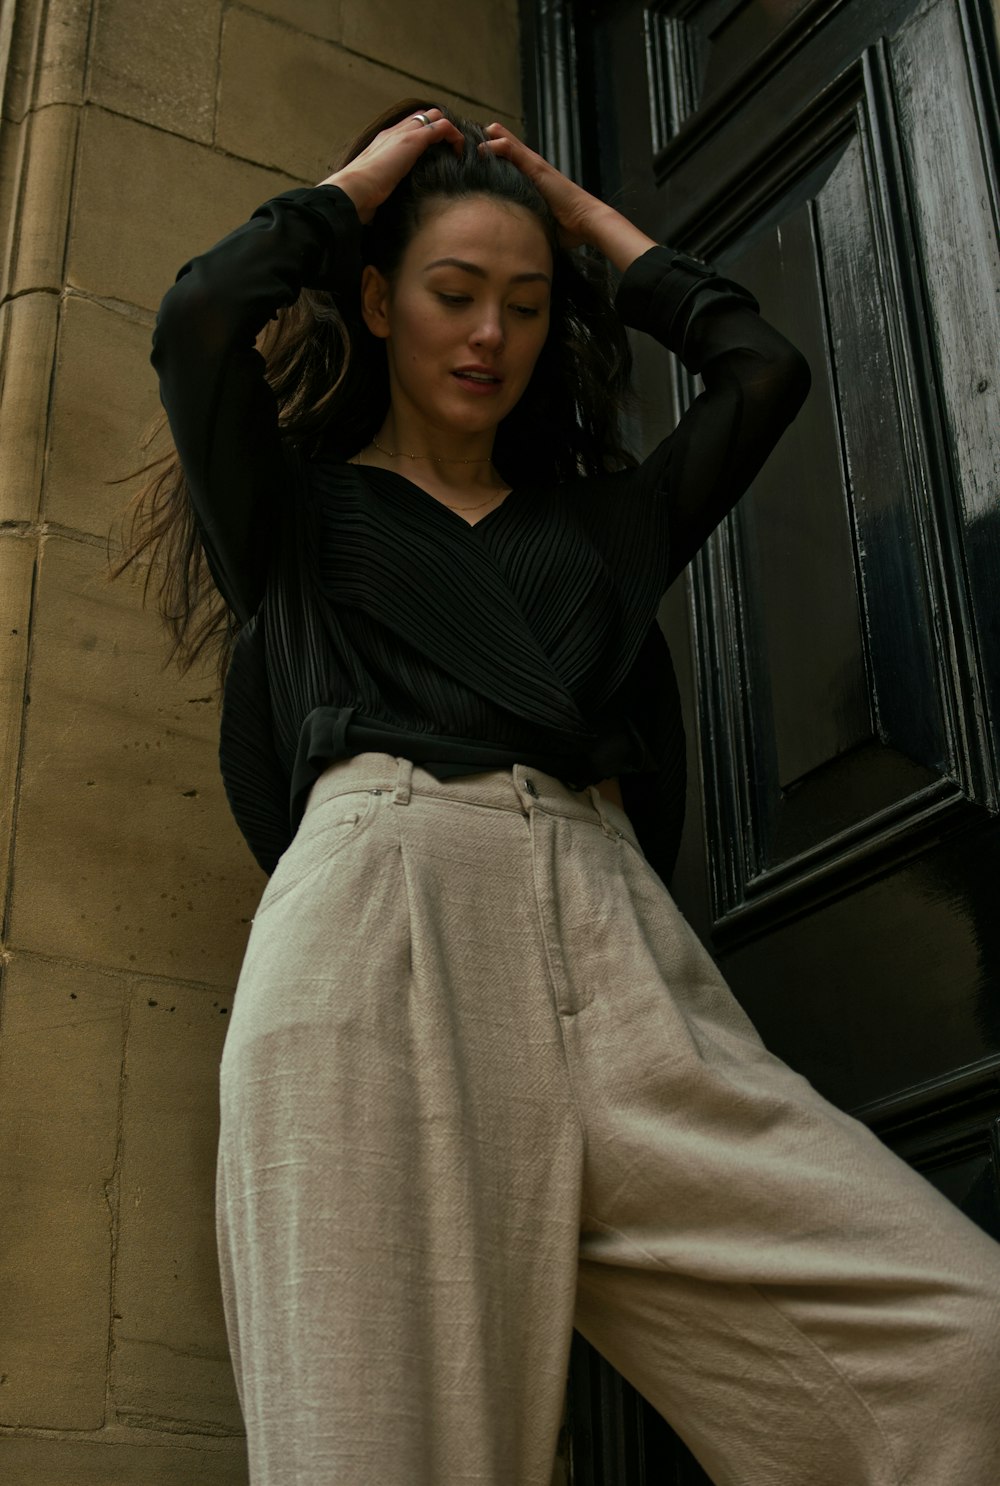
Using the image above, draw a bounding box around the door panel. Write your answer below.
[522,1,1000,1481]
[701,71,988,930]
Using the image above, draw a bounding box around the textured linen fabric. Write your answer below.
[150,183,812,884]
[217,752,1000,1486]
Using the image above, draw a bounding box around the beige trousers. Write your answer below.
[217,753,1000,1485]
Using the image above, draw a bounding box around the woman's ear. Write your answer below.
[360,264,391,340]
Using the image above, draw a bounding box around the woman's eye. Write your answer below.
[437,293,539,317]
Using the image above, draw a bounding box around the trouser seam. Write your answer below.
[579,1213,905,1486]
[747,1283,905,1486]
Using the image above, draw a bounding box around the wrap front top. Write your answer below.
[151,184,811,884]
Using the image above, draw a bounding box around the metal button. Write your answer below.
[524,778,539,798]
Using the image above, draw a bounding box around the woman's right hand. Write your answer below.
[317,107,464,223]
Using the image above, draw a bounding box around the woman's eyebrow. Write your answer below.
[422,256,552,285]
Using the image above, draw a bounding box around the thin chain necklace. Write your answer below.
[371,434,491,465]
[359,437,508,514]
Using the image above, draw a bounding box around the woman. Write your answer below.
[120,100,1000,1485]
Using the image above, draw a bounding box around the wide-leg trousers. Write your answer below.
[216,752,1000,1485]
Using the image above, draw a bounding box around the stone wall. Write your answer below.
[0,2,522,1480]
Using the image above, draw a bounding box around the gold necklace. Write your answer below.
[371,434,492,465]
[437,491,505,512]
[357,440,509,514]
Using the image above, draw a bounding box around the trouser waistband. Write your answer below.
[303,750,639,848]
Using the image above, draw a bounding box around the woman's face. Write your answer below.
[361,194,553,441]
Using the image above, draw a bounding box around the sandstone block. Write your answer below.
[9,535,264,983]
[0,533,34,919]
[68,108,295,313]
[218,7,380,180]
[3,0,91,123]
[341,0,523,119]
[0,113,24,283]
[6,101,78,295]
[217,6,519,184]
[240,0,343,43]
[90,0,222,143]
[0,1434,248,1485]
[0,292,58,524]
[112,979,242,1433]
[0,954,126,1430]
[2,0,39,122]
[44,295,162,540]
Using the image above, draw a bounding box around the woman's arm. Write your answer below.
[152,109,464,623]
[610,238,811,587]
[479,126,811,589]
[150,184,363,623]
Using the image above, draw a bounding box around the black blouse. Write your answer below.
[151,185,811,885]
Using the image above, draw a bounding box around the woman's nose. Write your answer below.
[471,314,505,348]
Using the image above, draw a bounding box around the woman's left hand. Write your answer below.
[478,124,606,250]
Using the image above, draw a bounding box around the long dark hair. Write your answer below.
[110,98,639,679]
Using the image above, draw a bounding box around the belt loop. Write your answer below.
[393,756,413,805]
[587,783,619,840]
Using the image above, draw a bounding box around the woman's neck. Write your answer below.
[366,415,501,493]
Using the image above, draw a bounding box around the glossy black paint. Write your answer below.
[521,1,1000,1481]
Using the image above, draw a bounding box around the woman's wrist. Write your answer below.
[315,170,374,223]
[581,203,659,275]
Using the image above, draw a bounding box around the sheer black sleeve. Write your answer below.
[149,185,363,623]
[613,245,812,588]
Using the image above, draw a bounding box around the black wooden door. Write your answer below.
[521,2,1000,1480]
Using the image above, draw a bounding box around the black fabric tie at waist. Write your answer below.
[289,705,649,834]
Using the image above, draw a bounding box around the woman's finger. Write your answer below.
[478,125,600,250]
[480,122,531,158]
[405,108,464,156]
[326,108,466,217]
[478,123,558,185]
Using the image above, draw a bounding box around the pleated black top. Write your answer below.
[151,185,811,885]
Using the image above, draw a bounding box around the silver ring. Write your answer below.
[412,112,433,127]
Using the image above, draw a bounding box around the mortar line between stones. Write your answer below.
[83,98,307,181]
[60,285,156,324]
[1,520,125,549]
[0,1418,248,1450]
[102,970,131,1427]
[83,89,521,188]
[226,0,523,124]
[2,94,85,129]
[6,942,247,999]
[327,47,524,127]
[0,542,41,950]
[80,0,100,129]
[0,285,60,310]
[212,0,226,148]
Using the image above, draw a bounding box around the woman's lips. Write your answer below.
[451,370,502,395]
[452,371,503,395]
